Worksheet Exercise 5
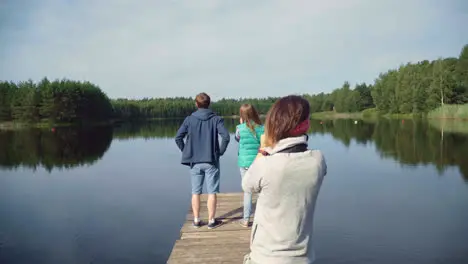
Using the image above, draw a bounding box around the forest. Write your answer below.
[0,44,467,123]
[0,79,113,123]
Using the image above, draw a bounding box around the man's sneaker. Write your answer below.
[193,220,203,228]
[238,219,250,228]
[207,219,223,229]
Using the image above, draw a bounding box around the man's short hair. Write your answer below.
[195,93,211,108]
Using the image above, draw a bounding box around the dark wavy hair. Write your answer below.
[264,95,310,146]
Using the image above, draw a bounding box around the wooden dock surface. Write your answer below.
[167,193,257,264]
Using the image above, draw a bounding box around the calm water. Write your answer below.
[1,119,467,264]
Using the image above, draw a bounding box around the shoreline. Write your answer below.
[310,111,468,121]
[0,120,117,131]
[2,114,468,131]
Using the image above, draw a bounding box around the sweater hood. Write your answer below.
[191,108,216,121]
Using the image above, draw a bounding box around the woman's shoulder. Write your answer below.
[308,149,325,159]
[307,149,327,172]
[309,149,327,176]
[236,123,246,129]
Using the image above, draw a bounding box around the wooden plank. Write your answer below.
[167,192,254,263]
[180,220,252,233]
[168,241,249,263]
[180,229,251,240]
[185,208,256,221]
[175,237,250,245]
[186,194,257,221]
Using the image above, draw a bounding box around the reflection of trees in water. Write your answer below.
[10,117,463,180]
[0,126,113,171]
[113,119,468,182]
[309,119,375,147]
[309,119,468,182]
[112,118,239,139]
[113,120,182,139]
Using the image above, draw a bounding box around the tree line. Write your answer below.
[0,78,113,123]
[305,44,468,114]
[1,44,467,122]
[111,97,278,120]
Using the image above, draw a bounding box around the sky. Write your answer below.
[0,0,467,100]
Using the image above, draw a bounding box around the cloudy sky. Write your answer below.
[0,0,467,100]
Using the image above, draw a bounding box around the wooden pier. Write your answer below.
[167,193,257,263]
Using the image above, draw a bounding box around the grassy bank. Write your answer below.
[0,120,116,130]
[427,104,468,120]
[310,109,417,119]
[313,105,468,120]
[362,108,427,119]
[311,111,363,119]
[0,121,57,130]
[3,104,468,130]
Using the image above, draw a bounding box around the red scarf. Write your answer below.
[258,118,310,156]
[289,119,310,137]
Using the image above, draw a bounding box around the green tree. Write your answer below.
[0,82,16,121]
[456,44,468,91]
[426,59,453,110]
[354,83,374,111]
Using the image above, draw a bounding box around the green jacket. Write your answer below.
[235,123,265,167]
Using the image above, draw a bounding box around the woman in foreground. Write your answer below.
[242,95,327,264]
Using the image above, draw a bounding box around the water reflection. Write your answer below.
[309,119,468,182]
[112,118,238,139]
[0,126,113,172]
[1,118,467,182]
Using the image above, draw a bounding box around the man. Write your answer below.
[175,92,230,229]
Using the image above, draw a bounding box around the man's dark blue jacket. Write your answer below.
[175,108,230,166]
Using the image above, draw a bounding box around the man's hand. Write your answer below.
[217,117,230,155]
[175,117,189,151]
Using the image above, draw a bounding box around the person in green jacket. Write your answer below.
[235,103,264,227]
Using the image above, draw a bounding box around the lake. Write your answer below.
[1,118,467,264]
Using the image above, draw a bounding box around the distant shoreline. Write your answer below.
[311,113,468,121]
[2,110,468,131]
[311,106,468,121]
[310,111,417,120]
[0,120,117,131]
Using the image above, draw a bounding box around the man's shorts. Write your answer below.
[189,161,220,194]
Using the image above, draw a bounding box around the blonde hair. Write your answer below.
[239,104,262,133]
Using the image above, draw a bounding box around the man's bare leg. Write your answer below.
[192,194,200,221]
[207,193,217,221]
